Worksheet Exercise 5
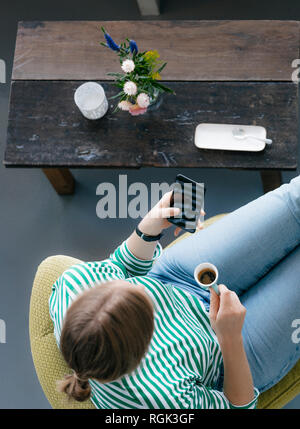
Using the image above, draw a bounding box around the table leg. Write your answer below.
[42,168,75,195]
[260,170,282,194]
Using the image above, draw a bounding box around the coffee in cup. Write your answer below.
[197,268,216,285]
[194,262,220,295]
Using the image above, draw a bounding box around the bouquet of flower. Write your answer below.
[100,27,175,116]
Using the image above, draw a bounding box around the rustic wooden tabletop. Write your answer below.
[4,20,300,194]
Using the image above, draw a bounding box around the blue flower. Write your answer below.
[104,33,120,52]
[129,40,138,54]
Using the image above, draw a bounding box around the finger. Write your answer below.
[174,226,181,237]
[218,284,237,311]
[209,288,220,321]
[201,209,206,216]
[225,289,242,307]
[160,207,181,218]
[218,284,230,305]
[218,284,229,294]
[159,191,173,208]
[197,219,204,229]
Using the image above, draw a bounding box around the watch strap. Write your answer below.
[135,226,163,242]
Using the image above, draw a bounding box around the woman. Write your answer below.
[49,174,300,409]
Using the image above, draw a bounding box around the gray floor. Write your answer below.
[0,0,299,409]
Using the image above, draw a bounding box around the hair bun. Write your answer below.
[57,373,91,402]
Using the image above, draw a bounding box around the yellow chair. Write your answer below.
[29,213,300,409]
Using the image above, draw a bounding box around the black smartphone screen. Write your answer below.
[168,174,205,233]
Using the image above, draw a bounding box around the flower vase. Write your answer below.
[148,89,163,112]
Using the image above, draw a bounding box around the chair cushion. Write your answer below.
[29,255,95,409]
[29,215,300,409]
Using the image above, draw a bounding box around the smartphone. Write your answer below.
[168,174,206,233]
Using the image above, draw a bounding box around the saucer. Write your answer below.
[194,123,268,152]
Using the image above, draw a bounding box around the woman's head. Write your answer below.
[57,280,154,402]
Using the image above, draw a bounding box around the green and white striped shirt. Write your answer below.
[49,240,259,409]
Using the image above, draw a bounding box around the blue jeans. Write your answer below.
[149,174,300,392]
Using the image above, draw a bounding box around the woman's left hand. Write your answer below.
[138,191,205,237]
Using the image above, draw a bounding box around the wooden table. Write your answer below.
[4,20,299,194]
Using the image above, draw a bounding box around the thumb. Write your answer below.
[209,288,220,322]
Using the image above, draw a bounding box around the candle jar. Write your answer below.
[74,82,108,120]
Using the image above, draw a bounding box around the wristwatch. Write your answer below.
[135,226,163,242]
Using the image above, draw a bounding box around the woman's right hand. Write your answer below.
[209,284,246,345]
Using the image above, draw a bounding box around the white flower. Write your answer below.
[137,93,150,108]
[121,59,135,73]
[118,100,133,111]
[124,81,137,96]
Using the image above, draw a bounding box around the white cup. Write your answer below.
[194,262,220,295]
[74,82,108,120]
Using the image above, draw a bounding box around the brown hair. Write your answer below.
[57,280,154,402]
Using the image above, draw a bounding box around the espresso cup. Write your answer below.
[194,262,220,295]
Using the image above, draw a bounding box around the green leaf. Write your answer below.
[157,62,167,74]
[151,81,175,94]
[120,94,128,102]
[109,91,125,100]
[107,72,125,78]
[115,82,125,89]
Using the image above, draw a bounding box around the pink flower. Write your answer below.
[121,59,135,73]
[137,93,150,108]
[118,100,133,111]
[124,81,137,96]
[129,104,147,116]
